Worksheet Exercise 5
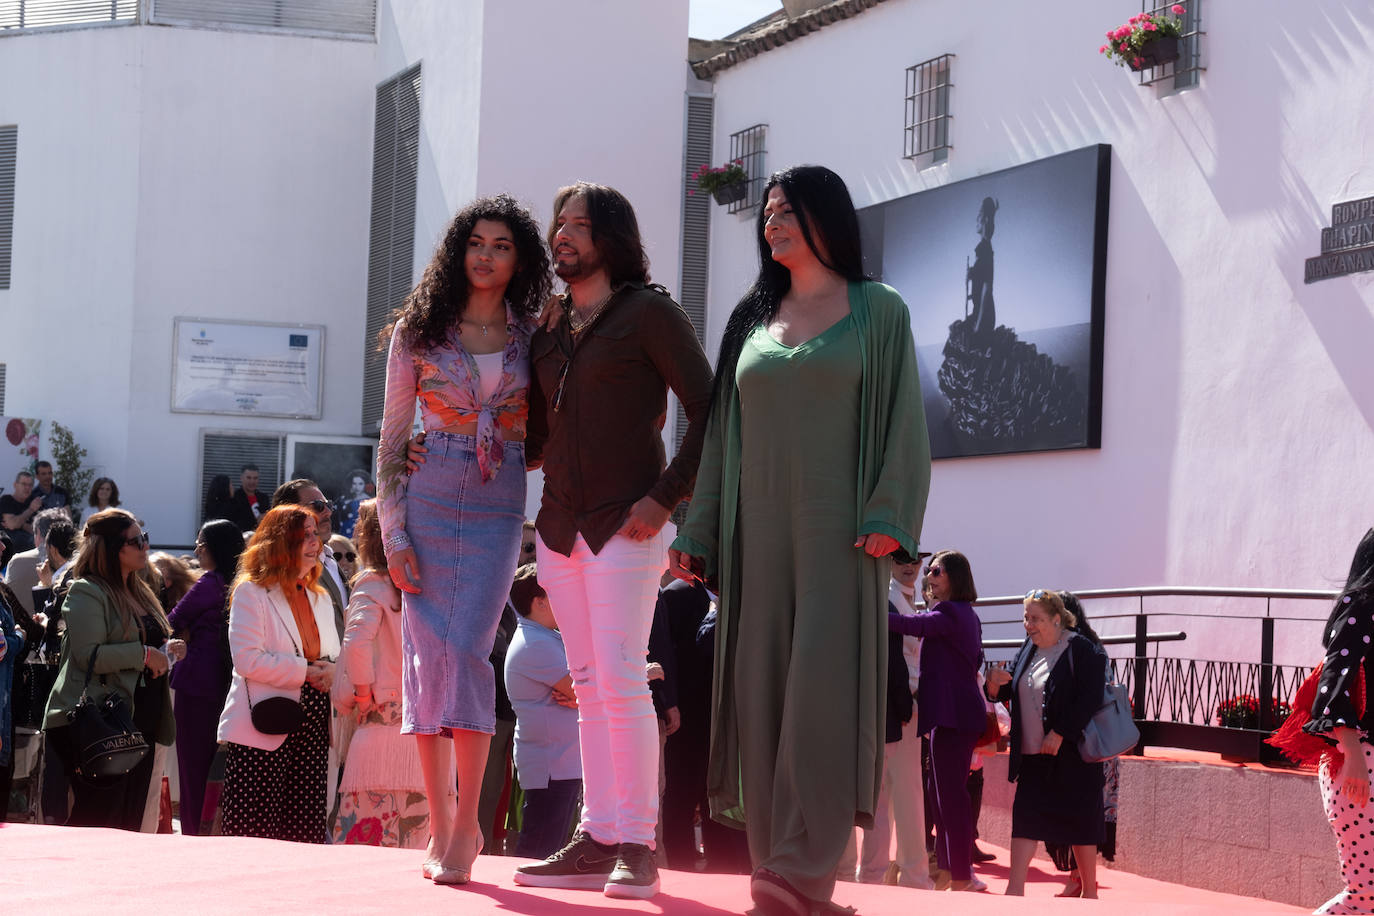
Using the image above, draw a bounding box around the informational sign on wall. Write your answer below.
[172,318,324,419]
[1305,195,1374,283]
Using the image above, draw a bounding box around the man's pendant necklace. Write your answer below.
[568,288,616,336]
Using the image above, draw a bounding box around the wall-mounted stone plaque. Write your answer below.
[1306,195,1374,283]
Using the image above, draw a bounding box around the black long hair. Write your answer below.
[199,519,245,583]
[1323,528,1374,649]
[1059,591,1102,645]
[384,194,551,354]
[710,165,867,409]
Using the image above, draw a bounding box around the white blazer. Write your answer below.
[217,579,342,752]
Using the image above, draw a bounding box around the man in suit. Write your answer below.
[227,464,271,532]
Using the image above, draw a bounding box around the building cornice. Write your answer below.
[689,0,892,79]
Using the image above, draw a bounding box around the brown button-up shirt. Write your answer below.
[527,283,713,557]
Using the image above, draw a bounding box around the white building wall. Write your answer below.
[475,0,690,521]
[0,24,375,543]
[0,26,145,497]
[378,0,690,522]
[376,0,484,279]
[127,27,375,543]
[703,0,1374,661]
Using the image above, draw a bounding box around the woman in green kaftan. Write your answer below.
[670,166,931,916]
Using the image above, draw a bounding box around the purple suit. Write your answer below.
[887,600,986,735]
[888,599,986,882]
[167,570,230,835]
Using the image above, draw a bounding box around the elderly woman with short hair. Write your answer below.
[985,589,1107,898]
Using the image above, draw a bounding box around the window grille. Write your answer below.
[198,430,284,526]
[673,95,714,525]
[148,0,376,40]
[360,63,422,436]
[904,54,953,162]
[0,125,13,290]
[1138,0,1203,90]
[726,124,767,215]
[0,0,135,33]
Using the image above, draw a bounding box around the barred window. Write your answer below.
[727,123,768,215]
[905,54,953,162]
[1139,0,1204,90]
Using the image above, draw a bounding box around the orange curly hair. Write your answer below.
[234,505,322,594]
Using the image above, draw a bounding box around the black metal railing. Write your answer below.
[974,586,1337,762]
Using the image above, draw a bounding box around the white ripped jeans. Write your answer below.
[536,530,666,849]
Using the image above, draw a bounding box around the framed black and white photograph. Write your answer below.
[286,434,376,540]
[860,144,1110,459]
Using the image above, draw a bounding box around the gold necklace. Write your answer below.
[567,288,616,335]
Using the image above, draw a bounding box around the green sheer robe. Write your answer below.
[672,280,931,898]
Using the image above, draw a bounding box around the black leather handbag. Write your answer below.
[245,608,305,735]
[66,645,149,779]
[247,685,304,735]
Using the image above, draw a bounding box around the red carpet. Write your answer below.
[1,823,1304,914]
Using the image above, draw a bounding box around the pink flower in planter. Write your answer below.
[1144,21,1157,30]
[1132,56,1143,67]
[1099,44,1108,54]
[1171,4,1186,13]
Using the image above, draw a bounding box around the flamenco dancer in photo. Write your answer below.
[937,196,1085,448]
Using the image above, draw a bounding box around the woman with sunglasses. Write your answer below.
[166,518,244,836]
[42,509,175,830]
[376,194,550,883]
[216,505,339,843]
[885,549,989,892]
[985,589,1107,898]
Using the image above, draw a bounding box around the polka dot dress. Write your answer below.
[220,684,331,844]
[1318,742,1374,914]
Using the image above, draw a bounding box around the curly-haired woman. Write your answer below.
[377,194,550,884]
[216,505,339,843]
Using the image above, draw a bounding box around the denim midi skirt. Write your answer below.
[400,432,525,736]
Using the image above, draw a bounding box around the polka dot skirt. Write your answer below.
[220,684,331,844]
[1318,741,1374,914]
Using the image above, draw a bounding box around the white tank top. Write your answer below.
[472,350,503,403]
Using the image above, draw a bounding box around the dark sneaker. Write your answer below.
[603,843,659,899]
[512,831,618,889]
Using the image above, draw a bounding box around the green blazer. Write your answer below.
[673,280,932,830]
[42,578,176,746]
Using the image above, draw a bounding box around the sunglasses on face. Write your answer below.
[337,551,357,563]
[925,566,944,578]
[307,499,333,515]
[124,532,150,549]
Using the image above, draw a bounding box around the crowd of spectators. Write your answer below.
[0,457,1128,899]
